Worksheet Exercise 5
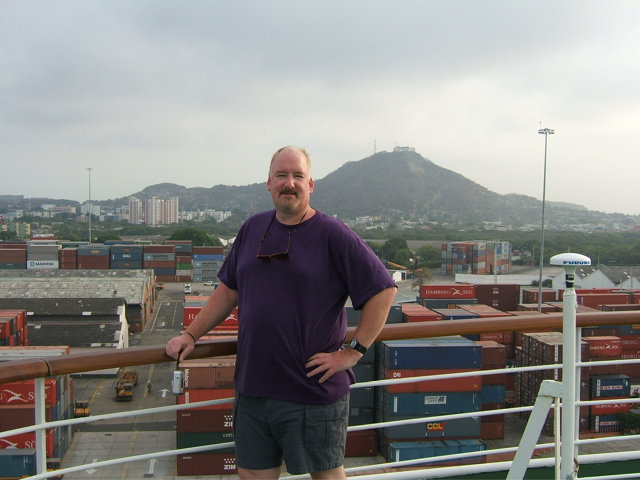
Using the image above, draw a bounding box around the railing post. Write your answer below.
[551,252,591,480]
[34,376,47,476]
[561,282,578,480]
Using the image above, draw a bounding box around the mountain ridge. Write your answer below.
[21,150,635,226]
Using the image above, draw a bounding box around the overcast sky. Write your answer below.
[1,1,639,216]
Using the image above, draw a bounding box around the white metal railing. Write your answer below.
[3,304,640,478]
[3,356,640,480]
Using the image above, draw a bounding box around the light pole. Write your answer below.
[537,127,554,312]
[87,167,94,245]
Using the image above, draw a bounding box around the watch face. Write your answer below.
[349,339,357,348]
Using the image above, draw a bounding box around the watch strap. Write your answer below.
[349,338,368,355]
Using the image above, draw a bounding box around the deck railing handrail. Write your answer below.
[2,309,640,480]
[1,310,639,384]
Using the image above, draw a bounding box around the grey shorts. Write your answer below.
[233,392,349,475]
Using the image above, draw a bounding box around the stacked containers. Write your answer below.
[348,345,377,457]
[26,244,59,270]
[144,245,176,281]
[589,374,631,434]
[176,357,237,476]
[376,337,483,464]
[110,245,144,270]
[440,242,512,276]
[165,241,193,283]
[459,305,514,354]
[515,332,590,435]
[0,309,28,346]
[494,241,511,273]
[472,242,487,275]
[344,302,401,457]
[431,308,480,341]
[0,346,74,467]
[59,248,77,269]
[475,341,507,440]
[192,247,224,283]
[77,245,110,269]
[619,334,640,378]
[0,242,27,270]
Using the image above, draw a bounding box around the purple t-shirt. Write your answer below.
[218,209,396,405]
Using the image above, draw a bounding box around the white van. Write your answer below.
[183,284,192,294]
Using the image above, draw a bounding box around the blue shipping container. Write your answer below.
[382,338,481,369]
[380,391,481,416]
[0,449,36,477]
[590,374,630,398]
[481,384,506,404]
[193,254,224,261]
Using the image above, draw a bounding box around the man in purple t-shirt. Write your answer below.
[166,146,397,479]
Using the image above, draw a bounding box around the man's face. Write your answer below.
[267,148,314,217]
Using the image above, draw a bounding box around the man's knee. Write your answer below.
[311,466,347,480]
[238,466,281,480]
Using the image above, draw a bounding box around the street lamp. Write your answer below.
[537,127,554,312]
[87,167,94,245]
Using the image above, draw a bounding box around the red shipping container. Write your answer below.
[0,310,26,331]
[0,404,53,430]
[382,368,481,393]
[481,421,505,440]
[521,288,557,304]
[617,335,640,350]
[459,305,511,318]
[599,304,640,311]
[480,332,514,344]
[180,358,236,389]
[178,388,235,410]
[577,293,631,308]
[143,261,175,269]
[401,304,444,322]
[420,284,476,299]
[177,453,236,476]
[473,284,521,311]
[583,336,622,357]
[481,402,506,422]
[177,408,233,433]
[0,379,59,405]
[0,318,13,339]
[0,428,55,456]
[588,397,631,416]
[346,429,377,457]
[475,341,508,368]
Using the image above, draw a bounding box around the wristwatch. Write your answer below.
[348,338,368,355]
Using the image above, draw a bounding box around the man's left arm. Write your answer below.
[305,286,397,383]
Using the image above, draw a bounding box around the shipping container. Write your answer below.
[590,374,631,398]
[420,284,476,299]
[381,338,481,370]
[380,416,481,440]
[381,368,481,393]
[379,391,481,416]
[177,453,236,476]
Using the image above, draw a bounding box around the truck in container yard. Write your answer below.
[115,370,139,401]
[74,400,90,417]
